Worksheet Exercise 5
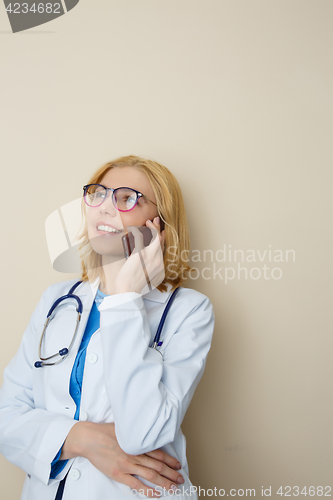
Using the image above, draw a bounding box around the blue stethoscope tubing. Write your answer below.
[152,285,180,348]
[35,281,180,368]
[35,281,83,368]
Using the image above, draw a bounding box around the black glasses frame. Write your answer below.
[83,184,157,212]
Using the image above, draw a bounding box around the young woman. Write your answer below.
[0,155,215,499]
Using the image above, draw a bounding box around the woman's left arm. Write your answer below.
[99,290,214,456]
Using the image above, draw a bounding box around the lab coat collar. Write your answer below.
[78,278,175,304]
[73,277,99,301]
[142,282,174,303]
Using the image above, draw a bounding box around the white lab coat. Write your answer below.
[0,278,214,500]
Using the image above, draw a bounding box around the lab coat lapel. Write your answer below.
[41,279,99,413]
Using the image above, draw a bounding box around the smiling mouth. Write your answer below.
[97,225,123,234]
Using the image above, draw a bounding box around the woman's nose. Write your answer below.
[99,194,123,225]
[99,192,117,215]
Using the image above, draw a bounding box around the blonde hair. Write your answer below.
[77,155,191,292]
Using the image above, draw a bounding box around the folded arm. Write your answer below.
[99,289,215,455]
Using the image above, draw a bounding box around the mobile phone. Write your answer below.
[122,226,153,259]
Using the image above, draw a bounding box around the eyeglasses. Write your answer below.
[83,184,157,212]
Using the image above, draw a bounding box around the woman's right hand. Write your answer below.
[60,421,183,498]
[114,218,166,296]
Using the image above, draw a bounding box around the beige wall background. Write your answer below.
[1,1,332,498]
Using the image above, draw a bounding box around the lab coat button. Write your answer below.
[69,469,81,481]
[80,410,88,421]
[88,353,98,364]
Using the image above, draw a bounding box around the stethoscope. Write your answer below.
[34,281,180,368]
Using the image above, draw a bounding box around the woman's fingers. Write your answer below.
[146,216,161,233]
[146,218,162,240]
[129,464,181,497]
[145,449,181,471]
[134,455,184,487]
[80,423,183,497]
[120,474,163,498]
[144,221,164,260]
[149,217,165,252]
[114,217,165,294]
[140,219,165,289]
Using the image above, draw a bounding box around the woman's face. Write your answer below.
[86,166,159,259]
